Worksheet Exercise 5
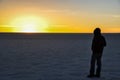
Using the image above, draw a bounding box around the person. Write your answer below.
[87,28,106,78]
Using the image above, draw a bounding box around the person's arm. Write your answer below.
[91,37,95,51]
[102,36,106,47]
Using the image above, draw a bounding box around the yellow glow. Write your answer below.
[10,15,48,33]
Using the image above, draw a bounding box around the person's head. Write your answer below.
[94,28,101,36]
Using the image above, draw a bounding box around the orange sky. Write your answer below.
[0,0,120,33]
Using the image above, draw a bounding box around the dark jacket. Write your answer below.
[92,35,106,53]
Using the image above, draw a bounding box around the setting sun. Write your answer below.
[0,0,119,33]
[10,15,48,33]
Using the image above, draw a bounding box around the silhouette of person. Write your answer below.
[87,28,106,78]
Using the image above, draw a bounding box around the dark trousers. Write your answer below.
[89,53,102,76]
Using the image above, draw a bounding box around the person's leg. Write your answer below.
[96,54,102,77]
[88,54,96,76]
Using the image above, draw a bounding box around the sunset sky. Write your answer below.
[0,0,120,33]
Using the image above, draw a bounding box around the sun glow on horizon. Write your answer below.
[10,15,48,33]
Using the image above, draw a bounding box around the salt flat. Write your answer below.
[0,33,120,80]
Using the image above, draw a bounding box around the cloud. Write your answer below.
[103,14,120,18]
[111,15,120,18]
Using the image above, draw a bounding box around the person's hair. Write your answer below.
[94,28,101,36]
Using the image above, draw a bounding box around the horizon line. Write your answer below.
[0,32,120,34]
